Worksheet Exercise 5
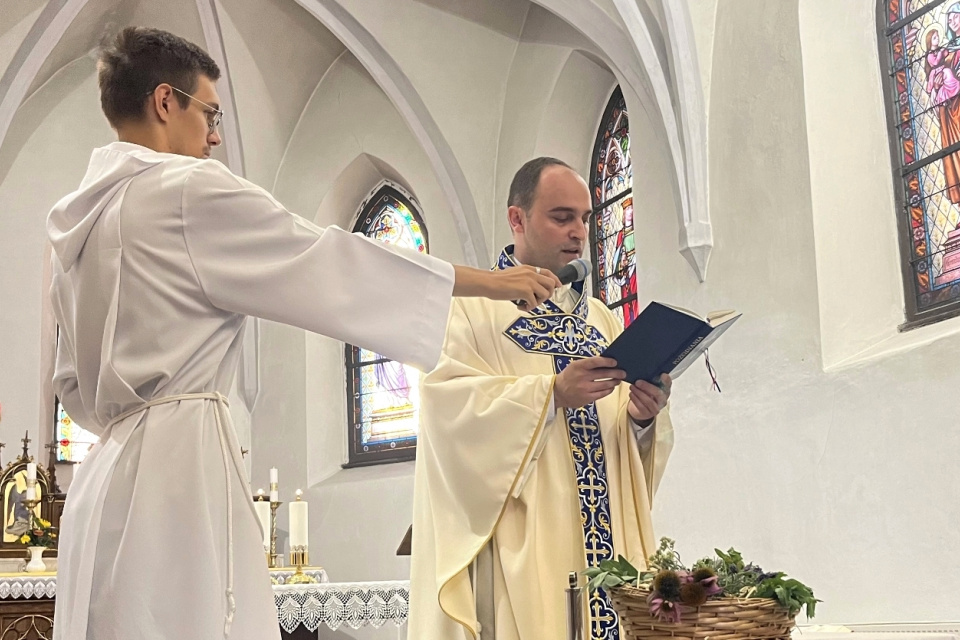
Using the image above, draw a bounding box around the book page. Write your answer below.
[659,303,740,328]
[707,310,740,327]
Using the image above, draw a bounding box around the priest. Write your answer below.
[48,28,558,640]
[409,157,675,640]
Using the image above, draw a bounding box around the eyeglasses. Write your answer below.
[146,85,223,134]
[171,86,223,134]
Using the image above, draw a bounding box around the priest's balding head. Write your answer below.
[97,27,223,160]
[507,157,592,278]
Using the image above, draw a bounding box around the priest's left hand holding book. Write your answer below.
[45,26,562,640]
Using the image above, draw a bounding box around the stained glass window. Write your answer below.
[590,86,638,326]
[881,0,960,324]
[55,397,98,463]
[344,183,428,467]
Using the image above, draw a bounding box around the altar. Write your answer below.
[0,570,409,639]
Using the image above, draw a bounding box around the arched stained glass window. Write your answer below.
[881,0,960,325]
[589,86,638,326]
[344,183,428,467]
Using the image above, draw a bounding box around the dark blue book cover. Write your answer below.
[601,302,740,384]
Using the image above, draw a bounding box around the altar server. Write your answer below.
[48,27,557,640]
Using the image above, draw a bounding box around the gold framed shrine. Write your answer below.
[0,440,63,560]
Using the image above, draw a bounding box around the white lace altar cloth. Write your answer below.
[273,580,410,632]
[0,571,409,633]
[0,568,327,599]
[0,575,57,599]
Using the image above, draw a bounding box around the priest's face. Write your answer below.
[509,165,592,276]
[167,74,223,160]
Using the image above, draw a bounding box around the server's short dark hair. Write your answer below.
[97,27,221,127]
[508,157,574,211]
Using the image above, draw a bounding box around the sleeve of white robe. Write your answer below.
[180,162,455,371]
[51,318,98,435]
[631,410,674,501]
[412,298,555,637]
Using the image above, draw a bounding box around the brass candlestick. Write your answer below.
[22,497,39,514]
[286,545,317,584]
[268,499,282,568]
[23,474,39,516]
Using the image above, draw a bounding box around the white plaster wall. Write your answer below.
[535,51,615,175]
[325,0,529,251]
[0,57,112,464]
[492,5,613,248]
[645,0,960,623]
[215,0,345,190]
[0,1,45,78]
[686,0,719,115]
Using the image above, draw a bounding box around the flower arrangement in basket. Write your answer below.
[19,513,57,548]
[584,538,819,640]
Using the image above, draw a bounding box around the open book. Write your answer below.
[601,302,741,385]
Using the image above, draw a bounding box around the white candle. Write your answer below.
[25,463,37,501]
[289,489,308,549]
[253,494,270,550]
[269,468,279,502]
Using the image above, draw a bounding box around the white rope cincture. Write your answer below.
[106,392,237,638]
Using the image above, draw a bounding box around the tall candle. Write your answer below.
[253,491,270,550]
[25,463,37,501]
[269,468,279,502]
[289,490,308,549]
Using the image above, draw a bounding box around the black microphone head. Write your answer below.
[556,258,591,285]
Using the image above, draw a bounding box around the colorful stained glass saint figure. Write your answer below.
[590,86,638,326]
[345,184,428,464]
[56,397,99,463]
[883,0,960,316]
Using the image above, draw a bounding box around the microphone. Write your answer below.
[514,259,591,309]
[555,258,591,285]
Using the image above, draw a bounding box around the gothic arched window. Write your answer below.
[881,0,960,325]
[344,183,428,467]
[590,86,638,326]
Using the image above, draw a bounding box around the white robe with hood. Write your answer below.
[47,142,454,640]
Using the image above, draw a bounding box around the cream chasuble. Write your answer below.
[47,142,455,640]
[409,248,674,640]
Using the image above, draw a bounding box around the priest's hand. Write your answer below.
[554,357,626,408]
[452,265,561,311]
[627,374,671,426]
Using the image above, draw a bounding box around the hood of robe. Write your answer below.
[48,142,167,270]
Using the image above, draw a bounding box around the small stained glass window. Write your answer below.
[590,86,638,326]
[55,398,98,463]
[344,183,428,467]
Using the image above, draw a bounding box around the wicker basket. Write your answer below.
[609,585,796,640]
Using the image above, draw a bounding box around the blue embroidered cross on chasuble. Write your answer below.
[495,248,621,640]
